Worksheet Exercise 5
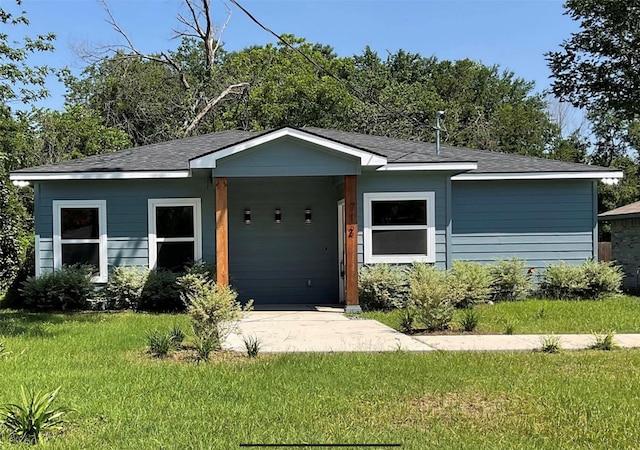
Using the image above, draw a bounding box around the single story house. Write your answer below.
[599,201,640,292]
[10,126,622,311]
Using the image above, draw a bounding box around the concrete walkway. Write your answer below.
[223,305,640,353]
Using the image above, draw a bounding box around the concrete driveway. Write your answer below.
[223,305,433,352]
[222,305,640,353]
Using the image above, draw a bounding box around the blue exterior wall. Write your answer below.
[213,137,360,177]
[451,179,596,271]
[35,177,216,273]
[358,170,449,268]
[228,177,339,304]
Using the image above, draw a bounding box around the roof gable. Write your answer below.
[189,127,387,169]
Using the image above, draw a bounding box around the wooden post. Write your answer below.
[215,177,229,286]
[344,175,360,312]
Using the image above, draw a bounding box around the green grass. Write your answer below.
[362,295,640,334]
[1,310,640,448]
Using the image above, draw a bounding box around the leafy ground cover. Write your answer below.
[0,310,639,448]
[362,295,640,334]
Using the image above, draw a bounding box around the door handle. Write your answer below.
[340,261,345,278]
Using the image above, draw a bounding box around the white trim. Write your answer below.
[376,162,477,171]
[363,192,436,264]
[452,171,624,181]
[189,127,388,169]
[52,200,108,283]
[10,171,190,181]
[148,198,202,270]
[34,235,41,277]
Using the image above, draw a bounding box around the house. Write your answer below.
[10,127,622,311]
[599,201,640,292]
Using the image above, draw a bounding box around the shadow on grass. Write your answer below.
[0,310,112,338]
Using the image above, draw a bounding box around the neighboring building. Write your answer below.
[599,201,640,292]
[10,127,623,311]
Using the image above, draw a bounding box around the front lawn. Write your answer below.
[0,310,640,448]
[362,295,640,334]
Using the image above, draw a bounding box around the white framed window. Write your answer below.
[363,192,436,264]
[52,200,108,282]
[148,198,202,271]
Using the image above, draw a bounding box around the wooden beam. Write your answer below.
[215,177,229,286]
[344,175,359,310]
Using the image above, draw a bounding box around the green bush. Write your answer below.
[19,266,94,311]
[540,261,586,300]
[137,270,183,312]
[2,240,35,309]
[100,266,149,309]
[358,264,409,311]
[490,258,532,301]
[184,261,217,281]
[450,261,493,308]
[581,259,623,299]
[407,263,454,331]
[178,273,253,351]
[540,260,623,300]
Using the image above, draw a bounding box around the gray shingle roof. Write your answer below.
[598,200,640,220]
[13,126,613,175]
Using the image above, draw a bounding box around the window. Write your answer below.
[148,198,202,271]
[363,192,435,263]
[52,200,108,282]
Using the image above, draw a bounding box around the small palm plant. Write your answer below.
[0,386,74,443]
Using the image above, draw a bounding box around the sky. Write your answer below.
[13,0,579,111]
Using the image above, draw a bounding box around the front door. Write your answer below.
[337,199,345,303]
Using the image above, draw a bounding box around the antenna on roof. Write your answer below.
[435,111,445,155]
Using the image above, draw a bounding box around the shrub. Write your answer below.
[146,329,174,357]
[137,270,183,312]
[581,260,623,299]
[459,309,479,332]
[407,263,454,331]
[358,264,409,311]
[540,260,623,300]
[540,262,586,300]
[178,273,253,351]
[100,266,149,310]
[0,386,74,444]
[450,261,493,308]
[185,261,217,281]
[19,265,94,311]
[591,331,617,351]
[2,240,35,309]
[490,258,532,301]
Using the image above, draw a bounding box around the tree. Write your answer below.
[86,0,248,141]
[0,0,56,104]
[547,0,640,120]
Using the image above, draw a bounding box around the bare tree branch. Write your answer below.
[95,0,248,137]
[184,82,248,134]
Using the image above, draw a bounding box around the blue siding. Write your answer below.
[214,137,360,177]
[35,178,216,267]
[451,180,596,270]
[358,171,449,268]
[228,177,339,304]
